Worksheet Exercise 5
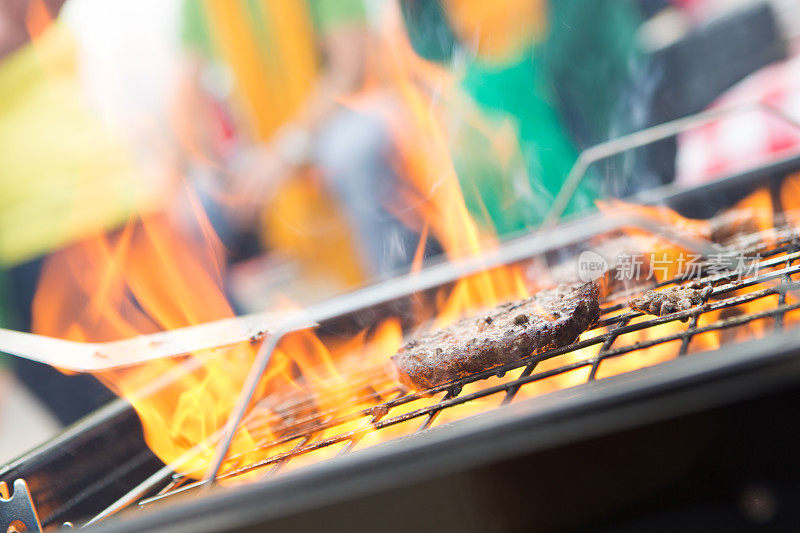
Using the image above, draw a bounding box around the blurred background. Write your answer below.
[2,0,800,461]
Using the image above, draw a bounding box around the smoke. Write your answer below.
[604,50,665,199]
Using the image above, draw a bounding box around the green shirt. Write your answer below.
[307,0,366,32]
[402,0,643,234]
[181,0,367,57]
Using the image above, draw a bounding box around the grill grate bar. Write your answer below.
[262,435,314,478]
[598,301,800,362]
[501,362,537,405]
[215,384,404,467]
[589,317,633,380]
[202,360,597,484]
[679,312,703,356]
[679,278,717,356]
[416,388,459,432]
[774,239,799,330]
[138,435,317,509]
[337,390,404,456]
[598,278,800,341]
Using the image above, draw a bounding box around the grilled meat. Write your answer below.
[628,281,713,322]
[392,282,600,390]
[708,209,761,245]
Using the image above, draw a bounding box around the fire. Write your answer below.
[598,185,776,250]
[27,1,800,487]
[375,7,533,327]
[30,6,531,477]
[782,171,800,228]
[590,172,800,380]
[32,211,411,476]
[33,214,260,475]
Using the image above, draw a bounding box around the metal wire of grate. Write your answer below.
[133,229,800,509]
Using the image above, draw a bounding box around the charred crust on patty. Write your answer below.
[628,283,713,322]
[391,282,601,390]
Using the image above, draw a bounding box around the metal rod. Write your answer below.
[202,328,288,486]
[85,416,246,525]
[338,390,404,456]
[262,436,315,477]
[501,363,538,405]
[589,317,633,380]
[774,240,799,330]
[83,466,174,527]
[545,101,800,227]
[416,389,458,431]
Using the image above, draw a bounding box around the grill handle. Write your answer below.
[545,101,800,227]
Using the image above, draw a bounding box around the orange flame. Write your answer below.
[31,9,532,476]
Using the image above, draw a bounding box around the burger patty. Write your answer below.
[628,282,713,322]
[391,282,600,390]
[708,210,758,244]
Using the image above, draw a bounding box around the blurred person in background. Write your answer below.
[0,0,163,423]
[173,0,419,294]
[401,0,649,236]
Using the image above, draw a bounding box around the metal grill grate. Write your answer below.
[30,106,800,529]
[129,227,800,510]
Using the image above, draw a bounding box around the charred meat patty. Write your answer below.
[707,209,761,245]
[392,282,600,390]
[628,282,713,322]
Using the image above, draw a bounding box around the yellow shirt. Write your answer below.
[0,24,157,266]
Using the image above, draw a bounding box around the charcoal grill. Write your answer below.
[135,234,800,493]
[4,115,800,532]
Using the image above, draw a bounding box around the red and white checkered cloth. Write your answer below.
[677,52,800,185]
